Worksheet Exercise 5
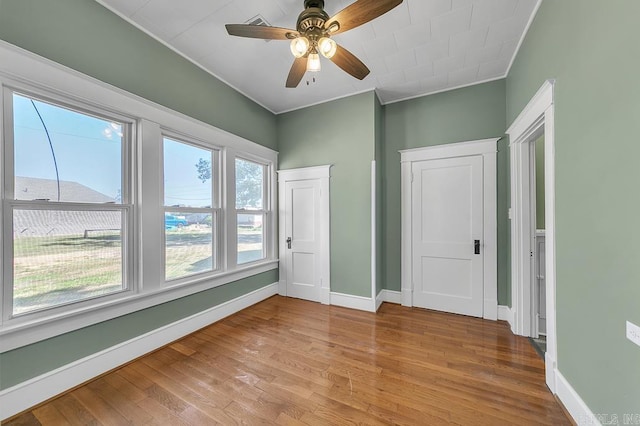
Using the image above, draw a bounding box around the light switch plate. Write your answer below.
[627,321,640,347]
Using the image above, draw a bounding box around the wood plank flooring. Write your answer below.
[4,296,572,425]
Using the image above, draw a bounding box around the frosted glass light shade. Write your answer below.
[290,37,310,58]
[318,37,337,59]
[307,53,321,72]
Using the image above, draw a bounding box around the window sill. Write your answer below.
[0,260,278,352]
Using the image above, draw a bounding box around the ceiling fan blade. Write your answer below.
[325,0,403,35]
[330,44,370,80]
[225,24,298,40]
[286,56,308,88]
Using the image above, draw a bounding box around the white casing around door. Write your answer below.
[411,155,484,317]
[400,139,498,321]
[278,166,331,304]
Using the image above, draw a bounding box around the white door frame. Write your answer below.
[400,138,499,320]
[277,165,331,304]
[507,79,557,392]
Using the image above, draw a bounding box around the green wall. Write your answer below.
[507,0,640,416]
[383,80,510,304]
[497,137,511,306]
[0,0,279,390]
[0,0,276,150]
[277,92,376,298]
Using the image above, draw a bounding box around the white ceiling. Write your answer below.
[97,0,539,114]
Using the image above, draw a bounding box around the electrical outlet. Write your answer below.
[627,321,640,347]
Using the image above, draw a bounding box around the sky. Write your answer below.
[13,93,212,206]
[163,137,212,208]
[13,93,122,201]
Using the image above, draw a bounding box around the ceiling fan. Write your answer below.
[225,0,403,88]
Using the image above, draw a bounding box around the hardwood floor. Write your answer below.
[4,296,571,425]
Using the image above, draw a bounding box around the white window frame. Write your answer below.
[161,132,222,284]
[0,41,278,352]
[234,155,270,266]
[2,85,137,325]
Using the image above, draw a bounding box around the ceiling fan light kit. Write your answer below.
[318,37,337,59]
[307,52,322,72]
[226,0,403,88]
[290,37,310,58]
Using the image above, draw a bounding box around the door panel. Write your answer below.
[292,186,315,241]
[420,257,472,298]
[284,180,321,302]
[420,165,473,244]
[292,252,315,288]
[412,156,484,317]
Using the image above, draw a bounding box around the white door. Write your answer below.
[282,179,322,302]
[411,155,484,317]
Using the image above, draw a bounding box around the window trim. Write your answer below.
[0,40,278,352]
[2,87,137,325]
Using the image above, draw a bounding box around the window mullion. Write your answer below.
[225,149,237,269]
[139,119,163,292]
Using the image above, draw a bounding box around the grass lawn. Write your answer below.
[13,231,123,315]
[13,226,264,314]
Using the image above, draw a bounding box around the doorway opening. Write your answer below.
[507,79,557,392]
[530,131,547,358]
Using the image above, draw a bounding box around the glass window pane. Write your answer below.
[13,94,123,203]
[236,159,264,210]
[165,212,213,280]
[13,209,124,315]
[237,213,264,264]
[164,138,212,208]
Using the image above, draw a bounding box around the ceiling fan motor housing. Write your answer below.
[304,0,325,9]
[298,1,330,37]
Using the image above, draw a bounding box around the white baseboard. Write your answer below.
[0,283,279,422]
[483,299,498,321]
[374,289,403,311]
[333,289,403,313]
[498,305,514,328]
[379,290,402,306]
[321,286,331,305]
[401,288,412,307]
[375,290,384,311]
[546,351,557,394]
[330,292,376,312]
[555,370,600,426]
